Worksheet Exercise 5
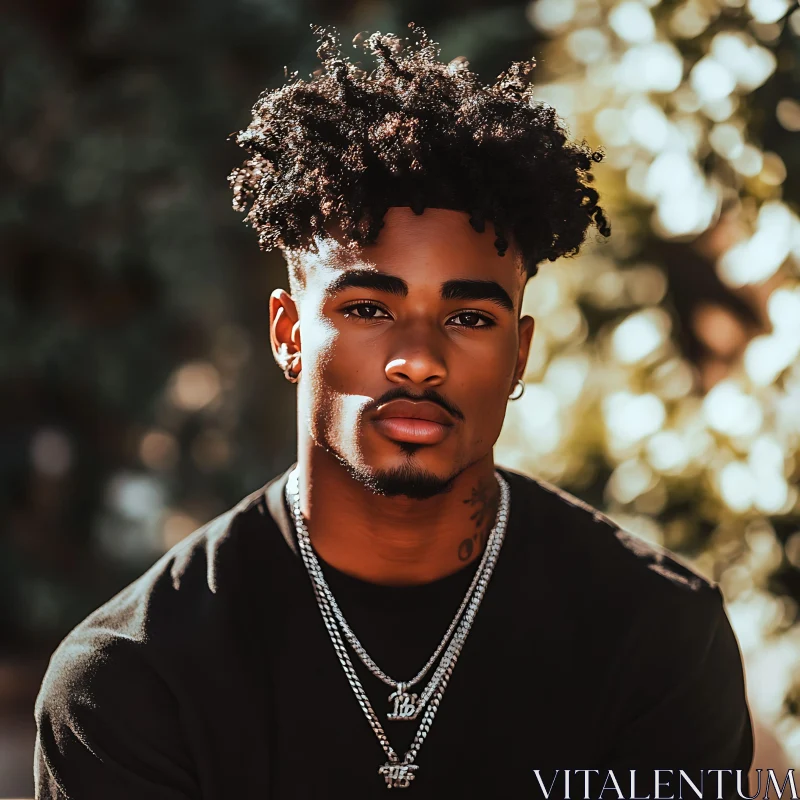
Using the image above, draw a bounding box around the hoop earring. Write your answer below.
[282,354,301,384]
[508,379,525,401]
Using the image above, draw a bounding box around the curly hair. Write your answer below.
[229,23,610,289]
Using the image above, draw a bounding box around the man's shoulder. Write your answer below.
[503,465,721,610]
[48,480,277,670]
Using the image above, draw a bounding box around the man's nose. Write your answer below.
[384,327,448,387]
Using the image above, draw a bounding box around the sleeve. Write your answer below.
[34,631,200,800]
[603,586,754,800]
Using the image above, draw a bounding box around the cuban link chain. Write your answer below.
[288,468,507,721]
[285,468,510,788]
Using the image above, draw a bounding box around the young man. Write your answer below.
[34,24,752,799]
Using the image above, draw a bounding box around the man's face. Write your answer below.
[272,207,535,499]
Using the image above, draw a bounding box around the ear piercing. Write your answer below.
[508,379,525,400]
[279,345,301,383]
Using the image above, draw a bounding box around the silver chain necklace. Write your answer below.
[285,468,510,789]
[286,468,509,716]
[292,476,505,721]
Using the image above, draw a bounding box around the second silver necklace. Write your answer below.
[286,468,511,789]
[285,469,508,722]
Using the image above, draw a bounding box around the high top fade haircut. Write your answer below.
[229,23,611,295]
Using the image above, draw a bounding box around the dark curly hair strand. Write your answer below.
[229,23,610,289]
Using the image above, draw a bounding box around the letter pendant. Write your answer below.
[379,760,419,788]
[387,686,419,721]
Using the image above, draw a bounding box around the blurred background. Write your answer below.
[1,0,799,794]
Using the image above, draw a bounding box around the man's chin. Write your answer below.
[335,452,458,500]
[369,466,457,499]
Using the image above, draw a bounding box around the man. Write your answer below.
[35,24,752,799]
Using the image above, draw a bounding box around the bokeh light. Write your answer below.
[498,0,800,765]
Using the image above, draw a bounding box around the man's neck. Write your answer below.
[292,448,501,586]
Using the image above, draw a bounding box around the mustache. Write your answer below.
[365,386,465,422]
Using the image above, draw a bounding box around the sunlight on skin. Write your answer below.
[269,207,535,586]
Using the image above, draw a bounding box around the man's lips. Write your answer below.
[372,399,455,445]
[373,399,455,426]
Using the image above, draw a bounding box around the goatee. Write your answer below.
[339,455,458,500]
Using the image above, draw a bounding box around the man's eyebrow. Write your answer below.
[325,270,514,312]
[326,270,408,298]
[441,279,514,312]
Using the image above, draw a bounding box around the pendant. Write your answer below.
[387,684,420,721]
[379,760,419,788]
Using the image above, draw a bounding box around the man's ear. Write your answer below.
[270,289,301,369]
[515,315,535,384]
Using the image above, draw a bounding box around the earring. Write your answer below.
[508,379,525,401]
[281,353,301,384]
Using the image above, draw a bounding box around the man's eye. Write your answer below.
[449,312,494,328]
[342,303,390,320]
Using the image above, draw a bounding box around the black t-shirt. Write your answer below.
[34,464,753,799]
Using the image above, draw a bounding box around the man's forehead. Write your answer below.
[295,230,524,287]
[289,241,523,317]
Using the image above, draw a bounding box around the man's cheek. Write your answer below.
[322,342,380,394]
